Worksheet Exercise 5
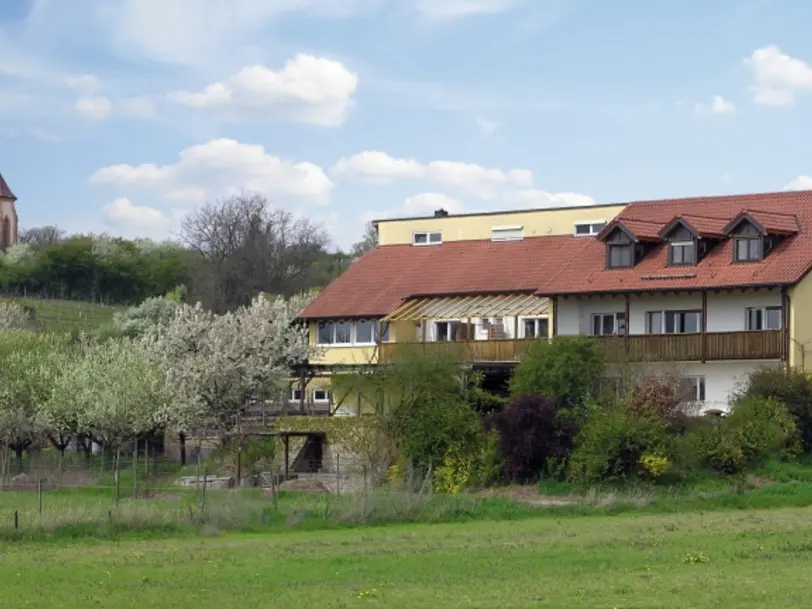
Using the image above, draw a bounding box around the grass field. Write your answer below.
[2,506,812,608]
[1,295,121,331]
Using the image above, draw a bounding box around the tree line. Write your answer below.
[3,195,378,312]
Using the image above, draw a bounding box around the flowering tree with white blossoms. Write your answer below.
[53,337,168,500]
[144,293,316,463]
[0,331,68,478]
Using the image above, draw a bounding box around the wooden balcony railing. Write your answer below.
[378,330,785,364]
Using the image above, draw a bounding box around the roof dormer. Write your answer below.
[597,219,660,269]
[723,210,799,263]
[658,215,727,267]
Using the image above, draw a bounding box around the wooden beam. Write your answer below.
[701,291,708,363]
[551,296,558,337]
[782,286,790,368]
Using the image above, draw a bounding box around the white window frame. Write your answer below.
[522,317,549,339]
[491,225,524,242]
[312,389,332,403]
[680,376,706,403]
[745,306,782,331]
[574,221,607,237]
[413,231,442,246]
[290,388,303,401]
[645,310,701,335]
[317,319,386,346]
[354,319,377,345]
[590,312,626,336]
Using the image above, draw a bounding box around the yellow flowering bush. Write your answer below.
[434,451,474,494]
[638,453,670,479]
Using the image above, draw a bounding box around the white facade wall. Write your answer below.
[556,289,784,411]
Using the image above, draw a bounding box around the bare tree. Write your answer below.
[180,194,330,311]
[18,225,65,247]
[351,222,379,259]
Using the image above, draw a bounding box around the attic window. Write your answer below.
[413,231,442,246]
[575,221,607,236]
[669,241,696,266]
[491,226,524,242]
[608,244,634,268]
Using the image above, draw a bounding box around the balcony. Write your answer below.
[377,330,785,364]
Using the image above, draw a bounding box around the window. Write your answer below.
[746,307,782,331]
[290,388,303,401]
[355,319,376,344]
[334,321,352,344]
[646,310,701,334]
[575,221,607,236]
[523,318,549,338]
[435,321,461,342]
[669,240,696,265]
[317,321,334,345]
[591,313,626,336]
[318,320,385,345]
[491,226,524,242]
[312,389,332,402]
[413,231,442,246]
[735,237,762,262]
[380,321,391,343]
[680,377,706,403]
[608,244,634,268]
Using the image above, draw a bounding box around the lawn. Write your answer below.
[1,296,122,331]
[2,506,812,608]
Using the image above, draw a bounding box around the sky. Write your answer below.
[2,0,812,250]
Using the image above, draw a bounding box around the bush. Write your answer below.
[509,336,605,408]
[568,409,671,485]
[735,367,812,454]
[692,395,800,475]
[486,395,579,483]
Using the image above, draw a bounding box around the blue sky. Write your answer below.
[2,0,812,249]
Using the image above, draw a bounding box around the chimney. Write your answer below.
[434,208,449,217]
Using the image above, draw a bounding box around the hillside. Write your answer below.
[1,297,122,332]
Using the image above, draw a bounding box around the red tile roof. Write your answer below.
[727,210,800,235]
[662,214,728,238]
[301,190,812,319]
[0,172,16,201]
[597,218,661,241]
[299,236,588,319]
[537,189,812,296]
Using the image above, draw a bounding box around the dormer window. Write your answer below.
[735,236,761,262]
[670,241,696,265]
[608,244,634,268]
[731,221,762,262]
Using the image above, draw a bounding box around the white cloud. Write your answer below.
[118,96,157,118]
[169,55,358,126]
[711,95,735,114]
[27,127,61,142]
[64,74,101,95]
[332,151,426,182]
[785,176,812,191]
[103,197,174,237]
[333,151,533,198]
[97,0,367,67]
[403,192,464,215]
[414,0,520,19]
[90,138,334,205]
[695,95,735,115]
[516,189,596,208]
[75,96,112,120]
[163,187,208,204]
[745,45,812,106]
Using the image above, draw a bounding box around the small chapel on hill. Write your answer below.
[0,171,18,250]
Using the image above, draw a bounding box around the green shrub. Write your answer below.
[568,409,671,484]
[510,336,605,409]
[734,367,812,454]
[692,396,800,476]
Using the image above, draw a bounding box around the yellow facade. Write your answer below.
[307,324,378,366]
[790,271,812,371]
[376,204,625,246]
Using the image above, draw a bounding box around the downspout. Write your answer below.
[782,285,791,371]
